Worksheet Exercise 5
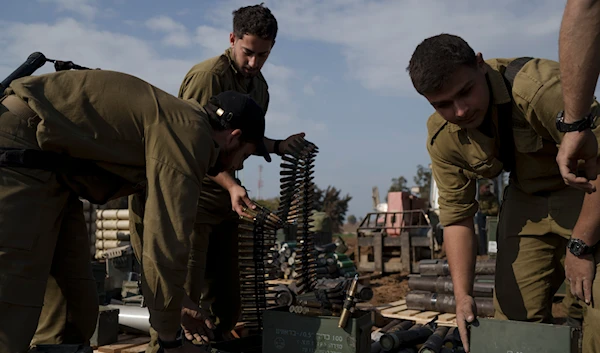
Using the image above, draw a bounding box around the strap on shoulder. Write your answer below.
[504,57,534,86]
[496,57,533,173]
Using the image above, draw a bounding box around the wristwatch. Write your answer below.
[273,139,284,156]
[567,238,596,257]
[556,110,595,132]
[157,328,184,352]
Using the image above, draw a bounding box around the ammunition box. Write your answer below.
[262,307,372,353]
[470,318,581,353]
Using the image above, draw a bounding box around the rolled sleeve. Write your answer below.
[429,148,478,226]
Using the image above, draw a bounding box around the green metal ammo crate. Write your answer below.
[262,307,373,353]
[470,318,581,353]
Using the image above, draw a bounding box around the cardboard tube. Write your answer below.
[95,230,131,240]
[96,220,130,230]
[96,209,130,220]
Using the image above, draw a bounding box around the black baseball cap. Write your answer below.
[210,91,271,163]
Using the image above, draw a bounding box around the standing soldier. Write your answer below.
[407,34,600,352]
[130,4,305,351]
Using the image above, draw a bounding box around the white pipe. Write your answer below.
[95,240,131,249]
[107,304,151,333]
[96,230,131,240]
[96,220,130,230]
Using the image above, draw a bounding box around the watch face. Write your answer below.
[569,239,587,256]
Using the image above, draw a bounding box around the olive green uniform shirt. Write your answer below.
[180,48,269,220]
[5,70,219,333]
[427,58,600,233]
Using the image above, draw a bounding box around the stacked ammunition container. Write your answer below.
[271,241,358,280]
[94,209,131,260]
[406,259,496,317]
[275,138,319,294]
[371,319,465,353]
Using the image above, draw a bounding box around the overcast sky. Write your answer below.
[0,0,579,220]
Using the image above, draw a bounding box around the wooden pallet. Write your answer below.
[91,321,250,353]
[374,299,458,327]
[93,334,150,353]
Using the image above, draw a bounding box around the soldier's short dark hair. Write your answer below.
[407,34,477,95]
[232,3,278,42]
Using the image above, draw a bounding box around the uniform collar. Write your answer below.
[225,48,243,77]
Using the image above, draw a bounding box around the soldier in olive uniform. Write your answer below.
[0,69,270,353]
[408,34,600,352]
[130,4,305,351]
[475,181,499,255]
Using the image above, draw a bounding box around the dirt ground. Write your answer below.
[342,235,569,318]
[343,236,410,306]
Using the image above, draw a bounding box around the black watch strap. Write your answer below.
[567,238,597,257]
[556,111,595,132]
[157,329,184,350]
[273,139,284,156]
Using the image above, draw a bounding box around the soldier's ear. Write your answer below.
[227,129,243,147]
[475,53,486,73]
[229,32,236,48]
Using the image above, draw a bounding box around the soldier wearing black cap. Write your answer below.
[0,69,268,353]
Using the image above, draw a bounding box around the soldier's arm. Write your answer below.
[141,120,214,340]
[559,0,600,124]
[573,178,600,246]
[429,148,479,296]
[429,149,479,349]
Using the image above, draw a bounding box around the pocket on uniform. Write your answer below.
[469,157,504,179]
[512,127,542,153]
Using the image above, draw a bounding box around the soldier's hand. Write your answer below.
[455,295,477,353]
[181,295,216,344]
[565,250,596,305]
[556,130,598,193]
[278,132,306,155]
[229,184,255,219]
